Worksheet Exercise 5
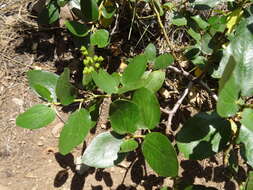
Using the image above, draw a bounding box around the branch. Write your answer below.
[166,81,193,132]
[167,65,218,102]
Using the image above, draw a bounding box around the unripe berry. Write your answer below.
[95,63,100,68]
[98,56,104,62]
[93,55,98,62]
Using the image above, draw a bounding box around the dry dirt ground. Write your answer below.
[0,1,248,190]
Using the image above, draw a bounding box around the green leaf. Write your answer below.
[16,104,56,129]
[144,70,165,93]
[132,88,160,129]
[56,68,76,106]
[59,109,94,155]
[245,171,253,190]
[217,56,240,117]
[176,112,231,160]
[142,132,178,177]
[144,43,156,62]
[101,3,116,19]
[33,84,53,102]
[200,33,213,55]
[82,132,124,168]
[65,21,89,37]
[120,139,138,153]
[172,15,187,26]
[90,29,109,48]
[238,124,253,168]
[57,0,69,7]
[38,0,59,24]
[213,18,253,96]
[191,0,222,9]
[122,54,147,86]
[92,69,118,94]
[27,70,59,102]
[187,28,201,41]
[109,100,140,134]
[237,108,253,167]
[154,53,174,69]
[80,0,99,21]
[191,15,209,29]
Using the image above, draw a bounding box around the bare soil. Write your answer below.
[0,1,248,190]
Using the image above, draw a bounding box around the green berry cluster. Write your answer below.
[81,46,104,75]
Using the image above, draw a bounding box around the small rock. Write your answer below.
[37,141,43,146]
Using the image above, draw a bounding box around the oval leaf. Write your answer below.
[142,132,178,177]
[122,54,147,86]
[90,29,109,48]
[56,68,76,105]
[65,21,90,37]
[132,88,160,129]
[217,56,240,117]
[110,100,140,134]
[16,104,55,129]
[27,70,59,102]
[120,139,138,153]
[144,43,156,62]
[144,70,165,92]
[59,109,94,155]
[176,112,231,160]
[82,132,124,168]
[92,69,118,94]
[154,53,174,69]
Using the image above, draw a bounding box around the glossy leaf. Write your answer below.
[213,18,253,96]
[237,109,253,167]
[176,112,231,160]
[154,53,174,70]
[65,21,89,37]
[59,109,94,155]
[217,56,240,117]
[56,68,75,105]
[109,100,140,134]
[132,88,160,129]
[80,0,99,21]
[16,104,55,129]
[122,54,147,86]
[27,70,59,102]
[144,70,165,93]
[142,132,178,177]
[120,139,138,153]
[144,43,156,62]
[82,132,124,168]
[90,29,109,48]
[92,69,118,94]
[191,15,209,29]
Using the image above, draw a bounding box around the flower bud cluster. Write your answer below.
[81,46,104,74]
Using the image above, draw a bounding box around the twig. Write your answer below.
[166,81,193,132]
[110,3,120,36]
[128,3,136,40]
